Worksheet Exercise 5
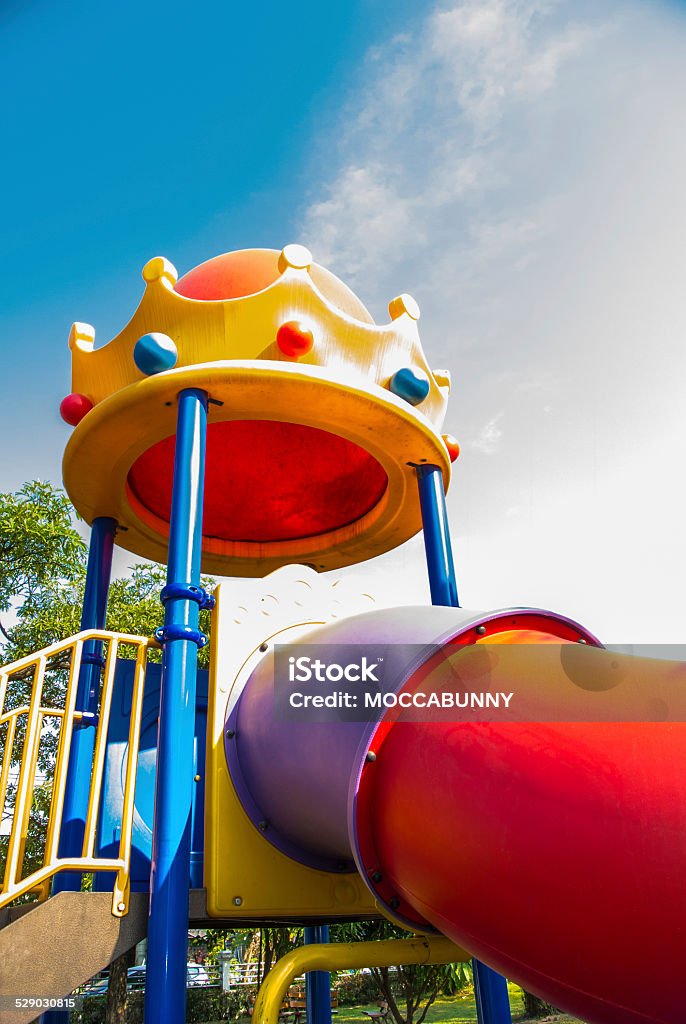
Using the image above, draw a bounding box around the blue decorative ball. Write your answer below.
[389,367,430,406]
[133,333,178,375]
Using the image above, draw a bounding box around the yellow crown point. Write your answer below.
[142,256,178,287]
[63,247,454,577]
[433,369,452,393]
[388,294,421,321]
[65,251,446,424]
[68,322,95,354]
[278,244,313,272]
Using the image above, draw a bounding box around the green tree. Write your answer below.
[0,480,87,644]
[0,481,214,1019]
[521,991,558,1018]
[330,920,471,1024]
[1,481,213,868]
[0,480,214,861]
[1,482,213,668]
[244,926,304,984]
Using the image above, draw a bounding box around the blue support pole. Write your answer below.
[304,926,332,1024]
[144,388,209,1024]
[43,516,117,1024]
[416,465,459,607]
[415,465,511,1024]
[474,962,512,1023]
[53,515,117,887]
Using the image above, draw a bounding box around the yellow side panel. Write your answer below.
[204,574,379,920]
[205,755,378,920]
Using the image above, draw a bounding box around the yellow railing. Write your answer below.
[253,938,470,1024]
[0,630,155,917]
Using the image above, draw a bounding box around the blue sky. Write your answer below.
[0,0,418,483]
[3,0,686,641]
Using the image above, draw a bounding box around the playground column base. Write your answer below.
[304,925,333,1024]
[474,962,512,1024]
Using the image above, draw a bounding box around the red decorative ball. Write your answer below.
[276,321,314,358]
[442,434,460,462]
[60,393,93,426]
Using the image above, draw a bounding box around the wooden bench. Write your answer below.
[287,985,339,1022]
[288,988,307,1024]
[363,1001,389,1023]
[248,984,339,1022]
[247,991,292,1021]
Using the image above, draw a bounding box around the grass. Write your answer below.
[333,989,584,1024]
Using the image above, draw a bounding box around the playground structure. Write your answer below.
[1,244,685,1024]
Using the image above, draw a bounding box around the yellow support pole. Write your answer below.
[83,638,119,858]
[252,938,469,1024]
[0,714,17,822]
[15,709,45,878]
[3,656,47,890]
[44,641,83,864]
[0,629,152,913]
[0,669,9,717]
[112,640,148,916]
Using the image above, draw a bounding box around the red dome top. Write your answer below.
[175,248,374,323]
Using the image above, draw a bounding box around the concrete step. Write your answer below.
[0,891,147,1024]
[0,886,302,1024]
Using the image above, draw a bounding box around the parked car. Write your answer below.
[81,976,109,997]
[127,966,147,991]
[186,964,211,988]
[83,962,212,996]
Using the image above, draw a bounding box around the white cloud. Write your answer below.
[427,2,604,132]
[470,411,504,453]
[301,1,609,294]
[298,0,686,642]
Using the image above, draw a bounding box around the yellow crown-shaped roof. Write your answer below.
[62,245,457,577]
[67,244,451,428]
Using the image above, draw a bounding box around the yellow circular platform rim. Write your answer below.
[62,362,451,576]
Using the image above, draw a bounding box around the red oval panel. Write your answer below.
[128,420,388,543]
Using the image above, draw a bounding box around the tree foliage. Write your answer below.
[330,920,472,1024]
[0,480,213,666]
[0,481,87,633]
[521,990,559,1018]
[244,926,304,984]
[0,480,213,891]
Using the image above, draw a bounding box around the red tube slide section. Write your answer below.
[355,643,686,1024]
[228,606,686,1024]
